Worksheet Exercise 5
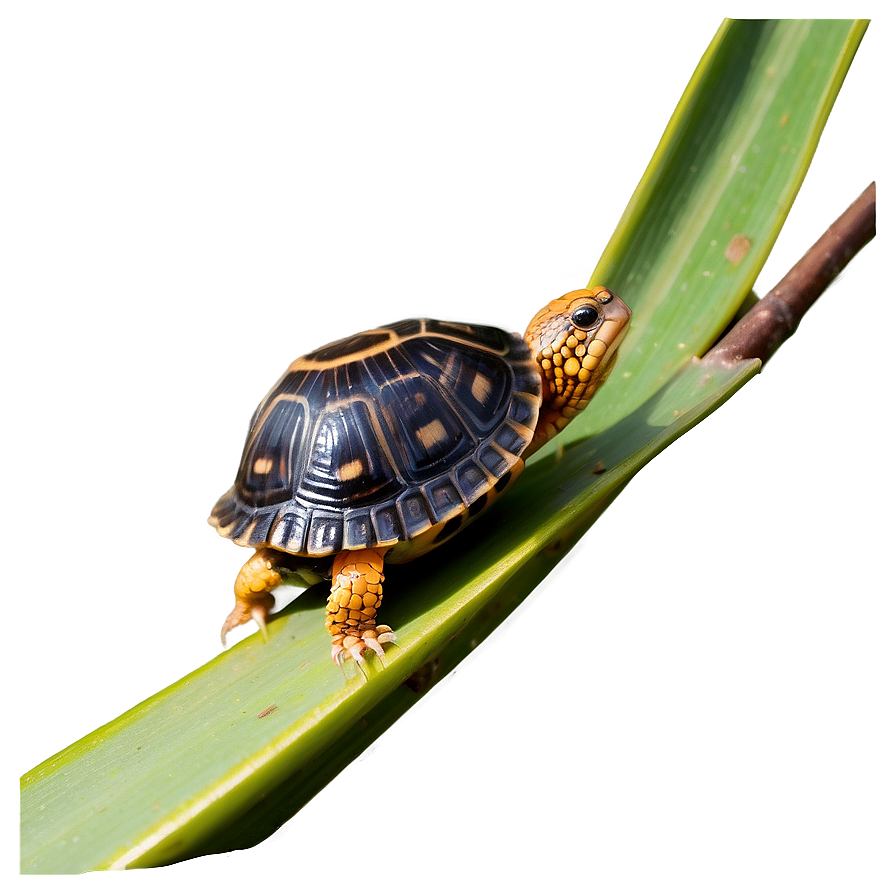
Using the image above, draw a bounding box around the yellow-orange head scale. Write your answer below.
[524,286,631,454]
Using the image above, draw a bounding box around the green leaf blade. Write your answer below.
[21,357,759,873]
[585,18,868,433]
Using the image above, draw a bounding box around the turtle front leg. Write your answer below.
[221,548,283,644]
[327,547,395,665]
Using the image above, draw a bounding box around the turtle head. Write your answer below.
[524,286,631,449]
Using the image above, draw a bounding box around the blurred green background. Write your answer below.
[8,4,886,891]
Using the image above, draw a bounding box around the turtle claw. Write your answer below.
[331,626,396,666]
[364,626,396,657]
[362,634,386,659]
[346,636,367,665]
[220,599,272,646]
[374,624,396,644]
[221,550,280,645]
[250,606,270,642]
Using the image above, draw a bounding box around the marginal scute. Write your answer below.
[269,510,308,554]
[241,508,277,547]
[373,505,402,543]
[306,510,343,556]
[494,422,529,456]
[425,478,463,515]
[225,512,253,544]
[495,470,514,492]
[209,488,237,530]
[453,458,491,503]
[468,494,489,516]
[344,508,376,551]
[507,391,540,428]
[209,317,542,556]
[397,489,432,538]
[478,444,513,478]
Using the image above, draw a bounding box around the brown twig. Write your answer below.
[705,182,876,367]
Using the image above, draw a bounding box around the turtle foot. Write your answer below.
[331,625,397,666]
[220,599,273,645]
[221,548,283,645]
[326,548,392,666]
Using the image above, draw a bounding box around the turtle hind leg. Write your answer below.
[221,548,321,648]
[221,548,282,643]
[327,547,395,665]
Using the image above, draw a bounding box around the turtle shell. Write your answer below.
[210,318,542,558]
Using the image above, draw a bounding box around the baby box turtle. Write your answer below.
[210,287,631,664]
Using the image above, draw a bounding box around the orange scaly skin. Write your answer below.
[221,547,283,643]
[325,547,394,664]
[524,287,631,456]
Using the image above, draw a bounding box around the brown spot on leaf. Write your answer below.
[725,234,752,264]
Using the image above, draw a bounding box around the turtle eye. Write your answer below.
[571,304,600,328]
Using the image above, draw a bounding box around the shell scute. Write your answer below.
[493,422,530,457]
[424,477,463,517]
[269,510,308,554]
[396,488,432,539]
[453,458,491,504]
[236,397,306,508]
[478,444,511,478]
[299,401,401,509]
[425,319,509,352]
[378,375,473,479]
[379,319,425,338]
[343,508,377,551]
[306,510,343,556]
[402,337,514,437]
[304,329,394,363]
[372,504,402,543]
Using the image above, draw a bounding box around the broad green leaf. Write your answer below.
[579,19,867,435]
[20,18,868,873]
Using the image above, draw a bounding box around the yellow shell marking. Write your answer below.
[338,459,365,479]
[415,418,449,451]
[471,370,492,404]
